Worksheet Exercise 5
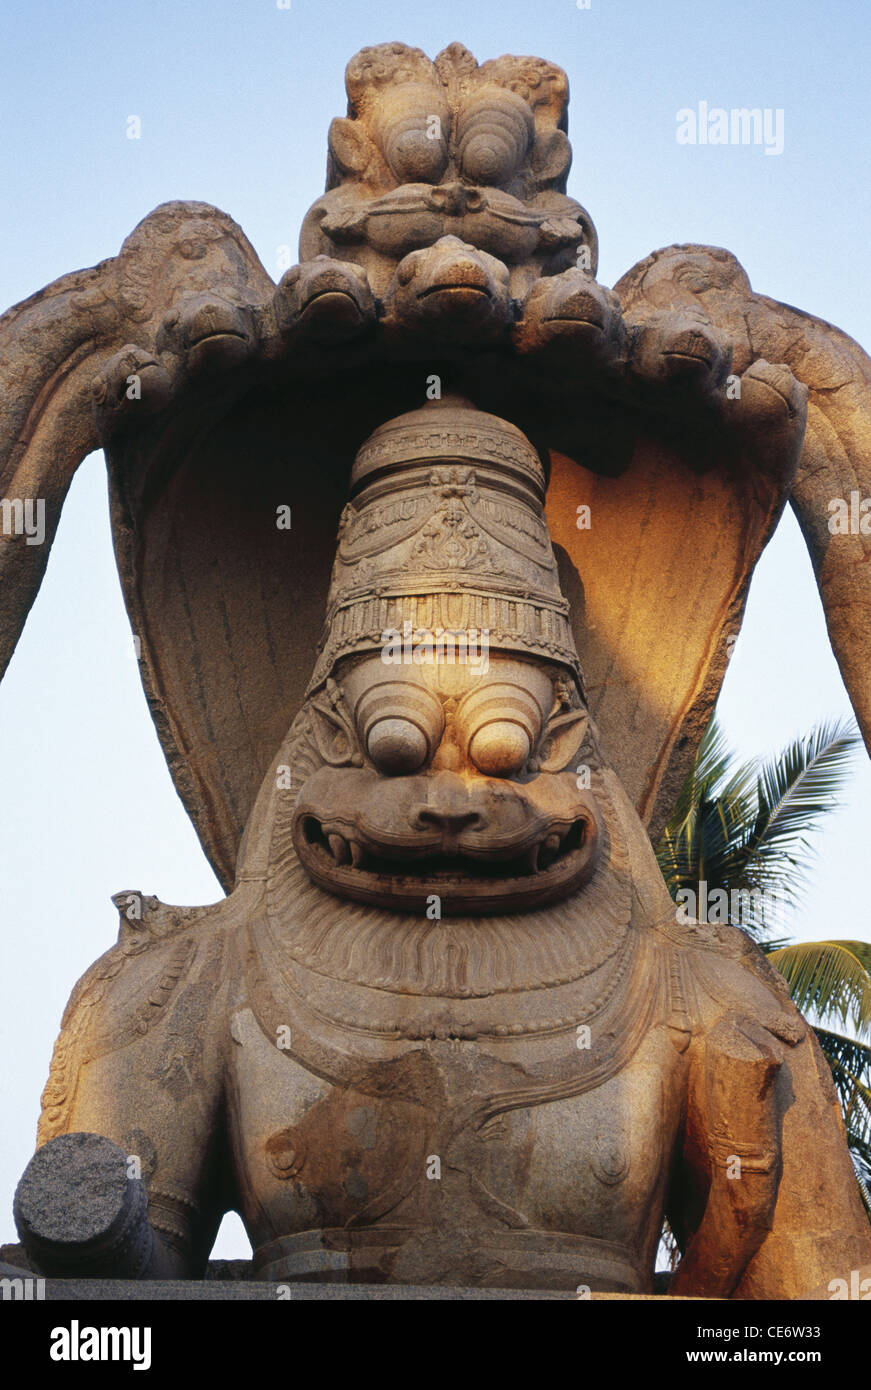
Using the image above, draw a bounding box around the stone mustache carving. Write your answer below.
[3,42,871,1297]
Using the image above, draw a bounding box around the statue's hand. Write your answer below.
[670,1014,782,1299]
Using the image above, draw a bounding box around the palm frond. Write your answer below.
[769,941,871,1037]
[663,718,735,837]
[657,716,861,940]
[812,1026,871,1181]
[758,937,793,956]
[745,721,861,880]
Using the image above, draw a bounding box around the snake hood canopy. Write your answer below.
[0,42,868,894]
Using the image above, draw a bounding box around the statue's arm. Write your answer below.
[25,914,231,1278]
[731,1018,871,1299]
[669,1001,871,1298]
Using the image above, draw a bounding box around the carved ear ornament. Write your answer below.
[307,679,365,768]
[532,703,590,774]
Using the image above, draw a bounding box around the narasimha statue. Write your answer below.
[3,42,871,1297]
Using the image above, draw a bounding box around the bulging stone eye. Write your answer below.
[384,124,447,185]
[455,91,534,188]
[356,682,444,774]
[367,717,428,774]
[469,720,531,777]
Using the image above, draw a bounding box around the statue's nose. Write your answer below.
[428,183,467,215]
[411,774,487,837]
[413,806,483,835]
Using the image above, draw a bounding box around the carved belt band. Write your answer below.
[253,1226,647,1293]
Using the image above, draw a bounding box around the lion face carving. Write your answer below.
[301,41,595,298]
[290,652,602,914]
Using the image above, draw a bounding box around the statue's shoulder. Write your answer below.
[57,892,233,1047]
[652,917,807,1047]
[39,893,236,1144]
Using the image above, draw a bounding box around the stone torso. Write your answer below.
[223,863,688,1291]
[227,1004,684,1291]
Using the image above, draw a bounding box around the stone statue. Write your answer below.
[3,41,871,1297]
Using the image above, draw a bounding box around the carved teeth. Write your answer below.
[522,843,541,875]
[327,833,367,869]
[542,832,562,863]
[328,834,351,865]
[534,833,564,871]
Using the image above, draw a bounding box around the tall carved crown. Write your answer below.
[308,398,584,691]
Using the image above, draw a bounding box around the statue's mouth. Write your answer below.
[418,282,492,300]
[664,347,713,367]
[304,287,364,310]
[297,286,370,337]
[545,313,604,325]
[292,812,600,914]
[188,327,250,347]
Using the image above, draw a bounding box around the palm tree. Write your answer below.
[656,716,871,1199]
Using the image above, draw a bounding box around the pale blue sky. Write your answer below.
[1,0,869,1256]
